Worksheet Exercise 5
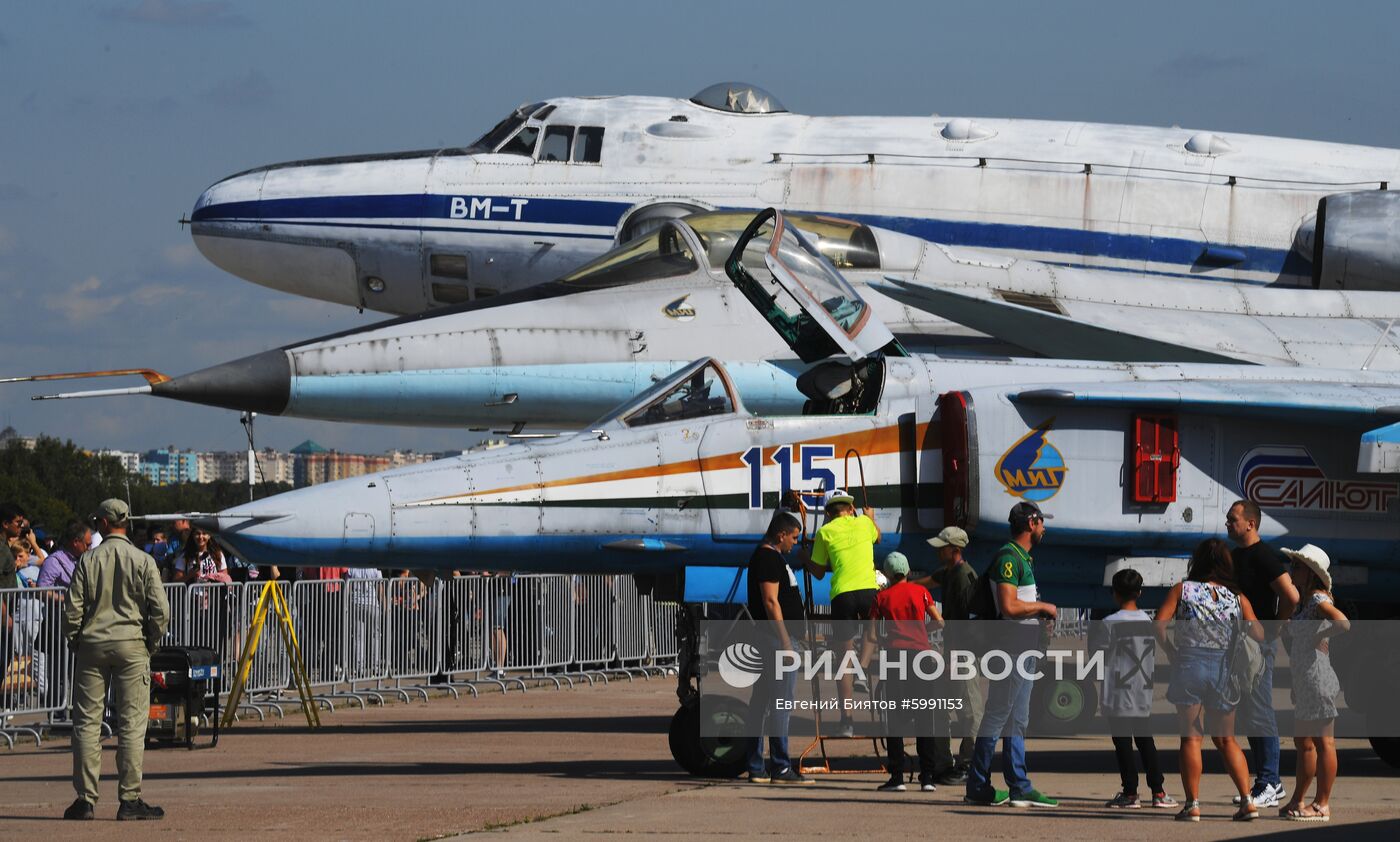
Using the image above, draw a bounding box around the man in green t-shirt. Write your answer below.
[803,489,880,735]
[966,501,1059,809]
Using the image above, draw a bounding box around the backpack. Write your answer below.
[966,556,1000,621]
[1219,611,1265,706]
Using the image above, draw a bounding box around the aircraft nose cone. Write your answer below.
[152,348,291,414]
[191,167,263,224]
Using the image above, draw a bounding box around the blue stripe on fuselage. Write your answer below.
[191,193,1299,279]
[191,193,632,227]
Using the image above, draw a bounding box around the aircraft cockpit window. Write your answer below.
[468,101,544,152]
[558,222,697,289]
[531,104,556,121]
[623,362,734,428]
[497,126,540,157]
[538,125,574,162]
[690,82,787,114]
[573,127,604,163]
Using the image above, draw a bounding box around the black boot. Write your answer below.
[117,798,165,821]
[63,798,94,820]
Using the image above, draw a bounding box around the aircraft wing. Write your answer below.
[872,277,1248,365]
[1009,379,1400,424]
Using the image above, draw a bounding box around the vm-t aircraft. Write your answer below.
[21,211,1400,431]
[187,82,1400,315]
[194,209,1400,773]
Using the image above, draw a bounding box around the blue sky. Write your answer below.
[2,0,1397,454]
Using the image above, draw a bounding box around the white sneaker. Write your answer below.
[1234,782,1283,808]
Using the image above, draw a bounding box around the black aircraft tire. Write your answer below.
[668,697,755,778]
[696,696,756,778]
[1370,737,1400,769]
[669,702,707,776]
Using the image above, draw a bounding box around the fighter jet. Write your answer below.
[191,209,1400,776]
[188,82,1400,315]
[20,211,1400,431]
[204,210,1400,605]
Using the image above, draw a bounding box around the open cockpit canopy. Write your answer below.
[725,209,901,364]
[558,211,879,291]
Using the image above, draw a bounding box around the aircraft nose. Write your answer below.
[151,348,291,414]
[191,167,263,224]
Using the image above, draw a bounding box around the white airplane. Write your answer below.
[188,82,1400,315]
[23,211,1400,431]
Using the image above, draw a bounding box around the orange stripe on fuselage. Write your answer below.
[419,422,931,503]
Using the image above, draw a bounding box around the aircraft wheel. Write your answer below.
[1369,738,1400,769]
[1031,677,1097,734]
[668,697,755,778]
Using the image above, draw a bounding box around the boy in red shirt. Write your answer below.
[862,552,944,791]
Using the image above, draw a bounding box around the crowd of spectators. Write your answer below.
[743,495,1350,823]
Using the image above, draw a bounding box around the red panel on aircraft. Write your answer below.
[1132,413,1179,504]
[939,391,972,526]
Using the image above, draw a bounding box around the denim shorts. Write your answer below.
[1167,646,1231,711]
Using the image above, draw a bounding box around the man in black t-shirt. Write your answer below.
[916,526,984,784]
[744,512,811,785]
[1226,499,1300,808]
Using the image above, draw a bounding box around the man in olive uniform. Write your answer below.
[62,499,169,821]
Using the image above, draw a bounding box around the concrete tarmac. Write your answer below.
[1,680,1396,839]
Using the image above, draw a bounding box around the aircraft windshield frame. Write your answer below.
[468,102,546,153]
[590,358,742,430]
[558,221,702,289]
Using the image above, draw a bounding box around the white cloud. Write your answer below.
[43,276,194,324]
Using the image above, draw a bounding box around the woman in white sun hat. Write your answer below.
[1278,544,1350,823]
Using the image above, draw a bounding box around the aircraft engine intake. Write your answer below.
[1303,190,1400,291]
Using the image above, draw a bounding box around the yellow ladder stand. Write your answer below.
[221,580,321,729]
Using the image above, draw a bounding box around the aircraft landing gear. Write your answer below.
[668,604,755,778]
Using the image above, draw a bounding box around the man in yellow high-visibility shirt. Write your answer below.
[804,489,880,737]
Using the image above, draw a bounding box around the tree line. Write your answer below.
[0,437,290,534]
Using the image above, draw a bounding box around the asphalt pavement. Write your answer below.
[1,678,1396,839]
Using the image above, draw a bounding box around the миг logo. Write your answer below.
[995,420,1067,502]
[717,642,764,688]
[663,295,697,322]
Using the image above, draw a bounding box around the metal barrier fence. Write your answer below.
[1,574,679,744]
